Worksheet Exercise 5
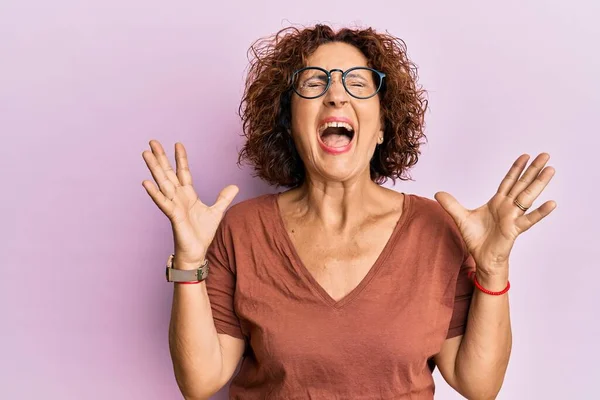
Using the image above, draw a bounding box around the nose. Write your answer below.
[323,75,349,107]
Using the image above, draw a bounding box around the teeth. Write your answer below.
[318,121,354,133]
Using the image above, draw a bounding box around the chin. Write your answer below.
[313,161,363,183]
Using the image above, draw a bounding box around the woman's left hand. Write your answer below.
[434,153,557,277]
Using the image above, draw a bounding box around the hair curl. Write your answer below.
[237,24,428,188]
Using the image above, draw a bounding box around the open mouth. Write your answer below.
[318,121,355,149]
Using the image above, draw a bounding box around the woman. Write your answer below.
[142,25,556,399]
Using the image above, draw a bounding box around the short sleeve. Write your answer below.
[446,251,475,339]
[205,217,245,340]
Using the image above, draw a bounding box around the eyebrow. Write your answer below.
[304,73,328,81]
[345,72,367,79]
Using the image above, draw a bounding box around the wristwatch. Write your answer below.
[165,254,209,283]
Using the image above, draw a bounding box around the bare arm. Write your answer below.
[435,269,511,400]
[433,153,556,399]
[141,140,245,399]
[169,263,245,400]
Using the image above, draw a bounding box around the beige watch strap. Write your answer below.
[165,254,209,282]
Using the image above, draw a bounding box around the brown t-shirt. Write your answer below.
[206,193,475,399]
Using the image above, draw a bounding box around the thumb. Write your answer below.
[434,191,468,226]
[212,185,240,213]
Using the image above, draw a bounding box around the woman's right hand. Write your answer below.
[142,140,239,269]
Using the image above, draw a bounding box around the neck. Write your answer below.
[287,173,385,234]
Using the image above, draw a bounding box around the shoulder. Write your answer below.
[220,193,277,232]
[407,193,454,225]
[210,193,277,258]
[406,193,466,254]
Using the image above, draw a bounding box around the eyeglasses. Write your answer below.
[291,66,386,100]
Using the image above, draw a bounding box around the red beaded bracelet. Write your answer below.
[467,270,510,296]
[176,281,202,285]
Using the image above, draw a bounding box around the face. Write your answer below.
[290,42,384,184]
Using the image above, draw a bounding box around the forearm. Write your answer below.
[455,266,512,399]
[169,278,224,399]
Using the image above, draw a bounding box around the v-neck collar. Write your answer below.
[271,192,413,309]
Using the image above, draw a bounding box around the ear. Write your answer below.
[378,121,385,145]
[379,116,386,133]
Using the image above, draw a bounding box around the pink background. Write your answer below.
[2,0,598,399]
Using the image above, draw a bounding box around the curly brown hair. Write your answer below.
[237,24,428,188]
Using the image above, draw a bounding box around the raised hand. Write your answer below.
[142,140,239,269]
[434,153,557,275]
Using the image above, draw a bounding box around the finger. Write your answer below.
[507,153,551,199]
[514,166,555,209]
[515,200,557,233]
[496,154,530,196]
[150,140,181,188]
[211,185,240,214]
[175,142,194,186]
[142,180,175,218]
[142,149,176,200]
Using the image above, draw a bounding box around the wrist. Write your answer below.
[469,268,510,294]
[173,255,207,271]
[474,270,509,293]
